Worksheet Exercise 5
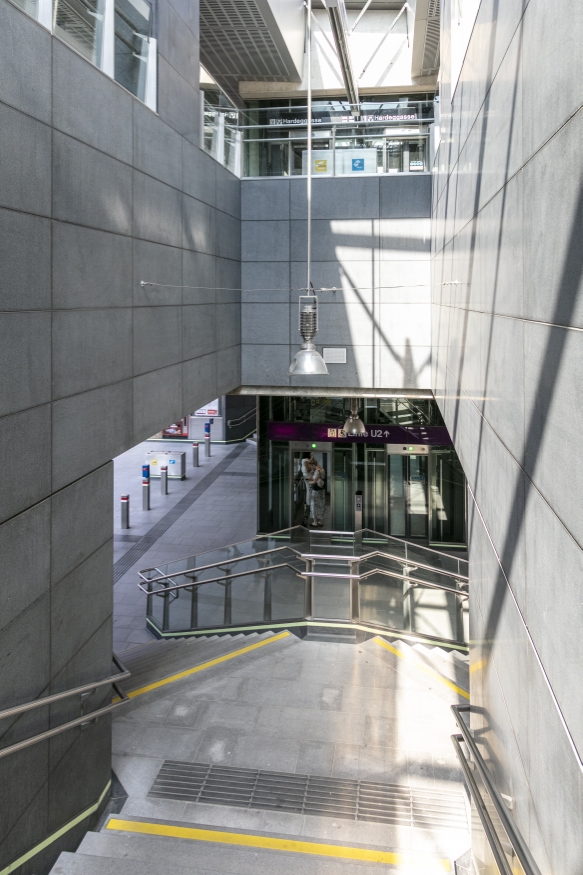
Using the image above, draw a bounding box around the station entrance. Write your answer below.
[257,395,467,549]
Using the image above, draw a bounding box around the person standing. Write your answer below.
[308,462,326,527]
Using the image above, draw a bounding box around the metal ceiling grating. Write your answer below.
[420,0,440,76]
[150,761,468,830]
[200,0,298,106]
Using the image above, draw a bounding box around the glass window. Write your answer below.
[53,0,104,65]
[114,0,151,102]
[13,0,39,19]
[408,140,426,171]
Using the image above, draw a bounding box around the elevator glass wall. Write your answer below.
[257,396,467,548]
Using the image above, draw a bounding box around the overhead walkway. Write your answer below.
[137,527,469,650]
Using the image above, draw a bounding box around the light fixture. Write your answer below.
[289,294,328,375]
[343,398,366,435]
[288,0,329,378]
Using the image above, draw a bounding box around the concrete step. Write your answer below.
[304,627,357,644]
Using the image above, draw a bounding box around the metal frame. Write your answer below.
[451,705,542,875]
[0,654,131,760]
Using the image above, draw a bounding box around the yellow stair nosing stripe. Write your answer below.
[118,630,290,701]
[106,818,451,872]
[374,637,470,700]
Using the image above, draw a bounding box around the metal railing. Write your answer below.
[0,654,130,760]
[227,407,256,428]
[451,705,541,875]
[138,526,468,644]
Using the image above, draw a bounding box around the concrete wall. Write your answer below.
[432,1,583,872]
[0,0,240,870]
[240,174,432,390]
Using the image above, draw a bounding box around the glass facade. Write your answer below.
[257,396,467,548]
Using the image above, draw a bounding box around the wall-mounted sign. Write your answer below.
[195,399,220,416]
[267,422,452,446]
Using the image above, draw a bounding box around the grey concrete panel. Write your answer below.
[52,382,133,492]
[0,743,49,873]
[0,0,51,122]
[53,222,133,309]
[377,303,431,348]
[242,179,290,221]
[52,309,133,398]
[133,101,182,190]
[241,344,290,386]
[182,353,217,412]
[50,542,113,680]
[216,165,241,219]
[380,174,432,218]
[290,176,380,220]
[217,303,241,349]
[0,405,52,525]
[481,313,525,456]
[0,102,51,215]
[216,258,241,303]
[379,219,431,259]
[523,110,583,328]
[51,464,113,584]
[53,40,133,164]
[243,303,289,345]
[290,260,375,305]
[182,141,216,206]
[523,321,583,547]
[216,344,241,393]
[216,211,241,261]
[53,132,132,234]
[158,0,199,86]
[157,55,199,143]
[242,262,290,304]
[182,304,217,357]
[0,593,50,711]
[0,312,51,416]
[132,364,183,441]
[183,195,215,254]
[0,208,50,311]
[133,170,183,247]
[242,220,290,262]
[0,500,50,634]
[133,306,183,374]
[167,0,199,39]
[182,250,216,304]
[290,219,376,262]
[379,343,431,389]
[133,239,182,307]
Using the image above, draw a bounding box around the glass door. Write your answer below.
[365,447,386,533]
[429,449,466,546]
[388,454,428,538]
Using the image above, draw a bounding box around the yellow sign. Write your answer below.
[314,159,328,173]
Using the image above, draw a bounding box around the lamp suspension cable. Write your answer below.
[307,0,312,292]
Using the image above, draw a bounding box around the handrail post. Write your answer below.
[402,563,414,631]
[350,560,360,622]
[263,571,272,623]
[190,578,198,628]
[162,579,171,631]
[304,558,314,619]
[224,578,232,625]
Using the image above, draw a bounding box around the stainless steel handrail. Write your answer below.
[301,550,469,582]
[451,734,512,875]
[452,705,542,875]
[0,655,131,761]
[227,407,256,428]
[138,545,299,586]
[138,561,303,595]
[0,654,130,722]
[302,567,467,597]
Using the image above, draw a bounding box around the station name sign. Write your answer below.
[267,422,452,446]
[268,112,419,126]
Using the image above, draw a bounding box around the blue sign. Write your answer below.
[204,422,211,436]
[169,459,176,464]
[352,158,364,172]
[142,464,150,480]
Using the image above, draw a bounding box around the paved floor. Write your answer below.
[112,633,469,863]
[113,440,257,653]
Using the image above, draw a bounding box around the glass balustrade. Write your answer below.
[141,525,468,645]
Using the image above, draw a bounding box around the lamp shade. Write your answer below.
[288,342,329,375]
[343,398,366,434]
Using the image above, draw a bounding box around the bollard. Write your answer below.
[204,421,211,457]
[142,479,150,510]
[160,465,168,495]
[192,442,199,468]
[121,494,130,529]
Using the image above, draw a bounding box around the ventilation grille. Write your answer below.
[150,761,468,830]
[200,0,297,107]
[421,0,440,76]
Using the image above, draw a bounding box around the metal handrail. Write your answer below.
[138,545,298,587]
[227,407,256,428]
[301,550,469,582]
[0,656,131,761]
[452,705,542,875]
[302,567,467,597]
[138,561,303,595]
[0,654,130,722]
[451,734,512,875]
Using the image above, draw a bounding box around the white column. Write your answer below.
[144,37,157,111]
[37,0,52,30]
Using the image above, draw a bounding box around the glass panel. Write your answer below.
[271,566,305,620]
[389,455,406,536]
[53,0,103,64]
[359,572,403,628]
[365,447,386,534]
[407,585,464,643]
[408,455,428,538]
[244,139,290,177]
[386,140,403,172]
[408,140,425,171]
[196,582,226,628]
[430,450,467,545]
[313,578,350,620]
[231,575,265,625]
[114,0,151,101]
[332,445,353,531]
[13,0,39,18]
